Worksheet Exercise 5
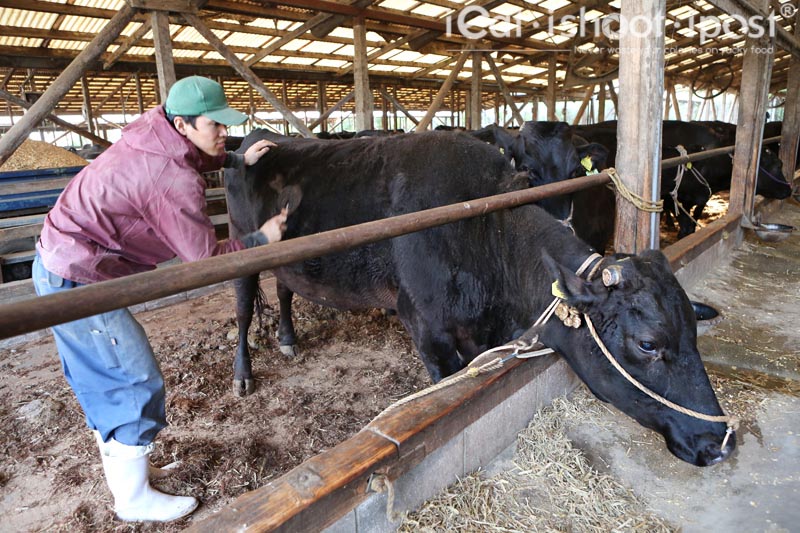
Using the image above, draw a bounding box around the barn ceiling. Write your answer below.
[0,0,797,117]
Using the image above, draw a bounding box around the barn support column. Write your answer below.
[613,0,666,254]
[353,16,374,132]
[686,85,694,120]
[415,46,472,132]
[597,86,605,122]
[281,81,290,135]
[606,81,618,118]
[0,4,136,166]
[546,56,557,121]
[780,9,800,183]
[80,75,96,137]
[729,0,775,223]
[670,84,681,121]
[134,72,144,115]
[469,51,482,129]
[183,13,314,137]
[316,82,327,133]
[150,10,176,100]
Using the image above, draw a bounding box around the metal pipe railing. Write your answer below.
[661,136,781,170]
[0,171,612,341]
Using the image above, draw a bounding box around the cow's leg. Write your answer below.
[276,280,298,357]
[396,290,463,383]
[233,274,259,397]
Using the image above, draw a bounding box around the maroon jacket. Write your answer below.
[38,106,258,284]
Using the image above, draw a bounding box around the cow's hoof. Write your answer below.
[233,378,255,397]
[279,344,297,357]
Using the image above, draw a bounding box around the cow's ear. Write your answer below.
[541,250,599,308]
[577,142,609,173]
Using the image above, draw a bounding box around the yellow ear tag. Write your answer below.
[686,161,692,169]
[581,155,598,175]
[499,147,505,155]
[551,280,569,299]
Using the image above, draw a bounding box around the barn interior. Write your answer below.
[0,0,799,531]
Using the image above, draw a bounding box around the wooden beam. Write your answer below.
[182,12,314,137]
[613,0,665,253]
[486,54,524,127]
[606,81,618,117]
[470,50,482,129]
[670,83,681,121]
[103,18,151,70]
[310,0,376,39]
[379,87,418,125]
[308,90,354,131]
[80,75,95,135]
[597,84,606,122]
[128,0,201,12]
[546,56,557,121]
[0,3,135,166]
[353,16,374,131]
[729,0,774,220]
[572,85,594,125]
[414,46,472,132]
[151,10,176,100]
[0,88,111,147]
[705,0,800,60]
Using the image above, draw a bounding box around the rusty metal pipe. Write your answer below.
[0,171,612,341]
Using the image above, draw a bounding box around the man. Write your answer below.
[32,76,287,522]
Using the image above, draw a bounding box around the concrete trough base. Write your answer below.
[324,358,580,533]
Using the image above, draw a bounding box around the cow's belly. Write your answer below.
[274,267,398,311]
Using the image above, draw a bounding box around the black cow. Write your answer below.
[469,122,608,220]
[225,129,735,467]
[762,121,800,172]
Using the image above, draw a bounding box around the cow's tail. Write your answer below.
[254,284,268,331]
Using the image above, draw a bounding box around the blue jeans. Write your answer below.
[32,254,166,445]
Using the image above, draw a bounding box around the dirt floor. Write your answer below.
[0,193,731,532]
[0,285,429,532]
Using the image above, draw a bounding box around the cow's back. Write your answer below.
[225,130,512,310]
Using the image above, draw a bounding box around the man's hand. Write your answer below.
[244,139,276,166]
[259,207,288,243]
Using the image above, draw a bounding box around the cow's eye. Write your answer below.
[638,340,658,354]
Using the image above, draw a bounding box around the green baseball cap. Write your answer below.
[165,76,247,126]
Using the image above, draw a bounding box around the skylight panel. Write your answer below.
[281,56,319,65]
[379,0,419,11]
[411,4,449,18]
[281,39,311,51]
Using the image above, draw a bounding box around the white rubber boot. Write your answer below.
[95,434,198,522]
[93,431,176,480]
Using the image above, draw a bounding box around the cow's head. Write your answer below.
[539,249,735,466]
[512,122,608,220]
[756,147,792,199]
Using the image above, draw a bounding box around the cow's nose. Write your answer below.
[699,430,736,466]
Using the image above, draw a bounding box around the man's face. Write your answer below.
[174,115,228,157]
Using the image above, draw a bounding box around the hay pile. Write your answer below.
[0,139,87,171]
[399,389,676,533]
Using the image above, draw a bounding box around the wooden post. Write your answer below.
[317,81,327,133]
[151,10,176,101]
[547,56,557,121]
[134,72,144,115]
[353,16,374,131]
[729,0,775,221]
[670,84,681,121]
[613,0,666,253]
[470,51,482,129]
[183,13,314,138]
[572,85,595,125]
[415,46,472,132]
[281,81,290,135]
[248,86,255,132]
[81,75,95,136]
[606,81,618,117]
[686,85,693,120]
[597,86,606,122]
[0,4,136,166]
[780,9,800,183]
[663,84,672,120]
